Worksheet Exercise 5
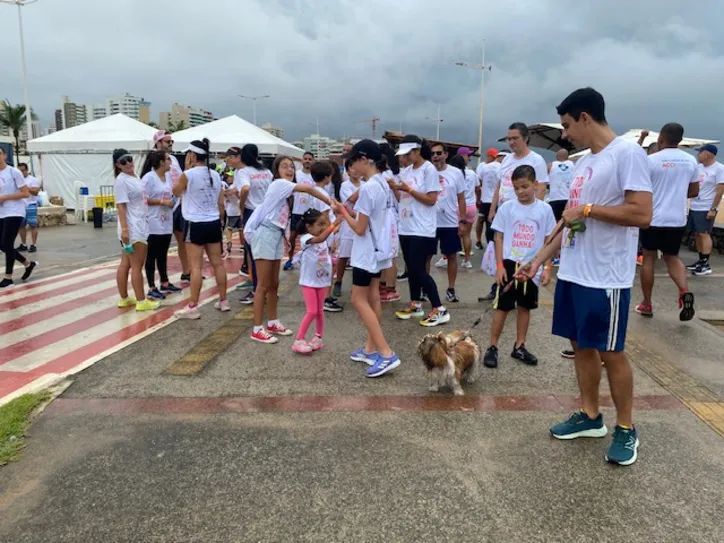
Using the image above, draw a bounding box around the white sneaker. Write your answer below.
[461,260,473,269]
[214,299,231,312]
[176,304,201,320]
[434,257,448,268]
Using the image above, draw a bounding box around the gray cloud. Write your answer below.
[3,0,722,148]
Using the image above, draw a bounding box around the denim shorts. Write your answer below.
[251,222,284,260]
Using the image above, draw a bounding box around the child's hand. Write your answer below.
[496,266,508,286]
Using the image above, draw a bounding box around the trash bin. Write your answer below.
[92,207,103,228]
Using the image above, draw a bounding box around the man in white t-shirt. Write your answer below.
[516,87,653,467]
[637,123,699,320]
[285,151,315,271]
[687,144,724,276]
[16,163,41,253]
[474,148,504,249]
[547,149,574,223]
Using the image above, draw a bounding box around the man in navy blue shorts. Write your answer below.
[516,87,653,466]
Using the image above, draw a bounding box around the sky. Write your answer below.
[2,0,723,149]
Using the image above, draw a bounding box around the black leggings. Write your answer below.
[0,216,27,275]
[145,233,172,288]
[242,208,258,291]
[400,235,441,307]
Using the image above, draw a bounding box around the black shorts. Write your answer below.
[688,211,715,234]
[549,200,568,222]
[493,259,539,312]
[225,215,243,231]
[352,267,381,287]
[184,219,223,246]
[639,226,685,256]
[478,202,491,219]
[173,206,186,233]
[436,227,462,255]
[242,207,254,227]
[290,213,304,232]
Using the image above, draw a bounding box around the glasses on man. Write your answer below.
[432,150,445,156]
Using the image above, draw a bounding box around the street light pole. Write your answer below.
[238,94,270,125]
[425,104,443,140]
[455,39,492,162]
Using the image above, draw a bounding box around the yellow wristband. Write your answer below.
[583,203,593,218]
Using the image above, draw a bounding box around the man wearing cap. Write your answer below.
[455,147,478,269]
[151,130,191,283]
[475,148,503,250]
[687,144,724,276]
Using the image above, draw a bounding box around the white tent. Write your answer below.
[570,129,720,159]
[171,115,304,158]
[27,114,157,208]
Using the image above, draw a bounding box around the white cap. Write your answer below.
[395,142,421,156]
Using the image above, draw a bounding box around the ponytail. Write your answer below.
[296,208,322,235]
[420,139,433,161]
[202,138,212,186]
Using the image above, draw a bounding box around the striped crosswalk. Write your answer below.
[0,252,245,406]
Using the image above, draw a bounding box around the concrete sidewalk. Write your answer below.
[1,247,723,542]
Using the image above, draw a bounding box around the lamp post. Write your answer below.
[425,104,443,140]
[1,0,37,151]
[455,39,492,161]
[238,94,270,125]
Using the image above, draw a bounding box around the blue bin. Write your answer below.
[80,187,89,195]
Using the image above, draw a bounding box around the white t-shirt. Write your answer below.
[237,166,272,211]
[292,170,314,215]
[497,151,549,204]
[490,198,556,285]
[142,170,173,235]
[308,186,336,223]
[114,173,148,242]
[181,166,222,223]
[222,181,241,218]
[558,138,652,290]
[463,168,478,207]
[339,179,361,241]
[257,179,295,230]
[647,148,699,227]
[0,166,27,219]
[397,161,441,238]
[477,161,501,204]
[299,233,333,288]
[23,175,41,206]
[436,166,466,228]
[690,161,724,212]
[168,155,183,211]
[351,174,392,273]
[548,160,574,202]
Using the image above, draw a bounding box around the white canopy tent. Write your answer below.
[570,129,720,159]
[171,115,304,158]
[27,114,157,208]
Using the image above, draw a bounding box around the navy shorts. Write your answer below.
[549,200,568,222]
[688,210,715,234]
[290,213,304,233]
[552,280,630,353]
[436,227,462,255]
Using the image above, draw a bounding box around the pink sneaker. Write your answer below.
[214,299,231,312]
[176,304,201,320]
[309,336,324,351]
[292,339,313,354]
[251,328,279,344]
[381,290,401,303]
[267,322,293,336]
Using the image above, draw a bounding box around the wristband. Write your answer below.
[327,225,335,234]
[341,206,349,216]
[583,203,593,218]
[496,262,504,270]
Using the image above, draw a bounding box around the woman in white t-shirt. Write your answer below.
[113,148,159,312]
[244,155,332,344]
[332,139,401,379]
[140,150,179,301]
[172,138,227,320]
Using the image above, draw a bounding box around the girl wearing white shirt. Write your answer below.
[333,157,362,298]
[141,150,179,300]
[244,156,331,344]
[172,139,227,320]
[113,149,159,311]
[0,147,35,289]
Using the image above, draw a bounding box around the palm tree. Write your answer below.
[0,99,37,153]
[167,120,187,133]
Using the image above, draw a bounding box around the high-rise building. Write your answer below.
[54,109,63,132]
[87,104,108,121]
[106,93,147,120]
[138,100,152,124]
[56,96,88,130]
[158,103,215,131]
[302,134,347,160]
[261,122,284,139]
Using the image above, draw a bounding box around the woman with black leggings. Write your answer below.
[141,149,181,300]
[0,147,37,289]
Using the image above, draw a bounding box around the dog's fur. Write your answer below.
[417,331,481,395]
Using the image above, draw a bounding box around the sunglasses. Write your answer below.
[432,150,445,156]
[118,157,133,166]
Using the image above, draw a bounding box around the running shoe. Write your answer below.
[381,289,401,303]
[457,250,467,257]
[350,348,378,365]
[28,245,37,253]
[147,288,166,301]
[511,343,538,366]
[445,288,459,303]
[136,299,161,312]
[461,260,473,269]
[214,299,231,312]
[475,241,484,250]
[686,261,699,271]
[283,259,294,271]
[236,280,254,290]
[478,283,497,302]
[180,273,191,283]
[332,282,342,299]
[420,308,450,327]
[324,299,344,312]
[396,303,425,320]
[21,261,37,281]
[226,241,232,254]
[551,257,560,267]
[434,257,448,268]
[117,297,137,308]
[251,328,278,344]
[397,271,409,281]
[267,322,293,336]
[693,263,712,276]
[550,411,608,440]
[0,278,14,289]
[292,339,313,354]
[239,265,248,276]
[635,302,653,317]
[483,346,498,368]
[365,353,401,378]
[17,243,28,251]
[239,292,254,305]
[679,292,695,322]
[605,426,640,466]
[636,255,643,266]
[308,336,324,351]
[560,349,575,359]
[160,283,182,293]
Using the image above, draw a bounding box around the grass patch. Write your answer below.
[0,391,51,465]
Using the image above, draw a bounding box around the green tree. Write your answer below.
[167,120,187,133]
[0,99,37,153]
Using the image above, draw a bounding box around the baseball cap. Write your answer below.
[112,148,132,163]
[697,144,718,156]
[457,146,474,156]
[225,146,242,156]
[345,139,382,161]
[152,130,172,147]
[486,148,499,158]
[497,149,510,157]
[395,142,422,156]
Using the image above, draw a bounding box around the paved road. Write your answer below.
[1,221,723,542]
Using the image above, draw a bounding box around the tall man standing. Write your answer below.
[516,87,653,466]
[16,163,41,253]
[285,151,315,271]
[475,148,501,249]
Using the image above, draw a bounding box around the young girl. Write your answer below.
[292,209,343,354]
[332,139,401,378]
[244,155,332,344]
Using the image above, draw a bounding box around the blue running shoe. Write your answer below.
[605,426,639,466]
[160,283,182,293]
[350,348,378,366]
[147,288,166,300]
[366,353,401,378]
[550,411,608,440]
[283,259,294,271]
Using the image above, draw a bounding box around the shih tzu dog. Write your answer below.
[417,331,481,395]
